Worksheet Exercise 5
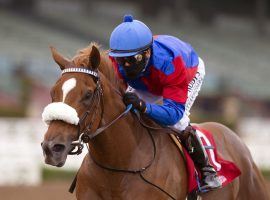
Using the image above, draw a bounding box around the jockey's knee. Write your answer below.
[172,114,190,131]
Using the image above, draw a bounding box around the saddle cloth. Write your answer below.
[170,126,241,194]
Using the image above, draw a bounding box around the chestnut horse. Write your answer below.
[41,44,269,200]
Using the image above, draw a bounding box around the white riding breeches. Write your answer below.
[127,57,205,131]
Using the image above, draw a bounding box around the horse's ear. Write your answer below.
[89,45,100,70]
[50,46,70,70]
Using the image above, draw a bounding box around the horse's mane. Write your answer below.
[71,42,123,90]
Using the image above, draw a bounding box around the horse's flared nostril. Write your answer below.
[42,141,52,156]
[52,144,66,153]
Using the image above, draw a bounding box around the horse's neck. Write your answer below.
[88,79,152,169]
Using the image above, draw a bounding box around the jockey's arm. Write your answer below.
[145,61,188,126]
[145,99,185,126]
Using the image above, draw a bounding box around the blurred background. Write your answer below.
[0,0,269,199]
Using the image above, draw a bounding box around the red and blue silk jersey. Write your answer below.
[111,35,199,126]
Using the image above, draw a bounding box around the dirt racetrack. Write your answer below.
[0,181,76,200]
[0,180,270,200]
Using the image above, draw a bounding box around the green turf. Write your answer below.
[262,169,270,180]
[42,168,77,181]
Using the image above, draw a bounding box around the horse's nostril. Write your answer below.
[52,144,66,153]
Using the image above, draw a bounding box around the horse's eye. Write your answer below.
[84,91,93,100]
[81,90,93,106]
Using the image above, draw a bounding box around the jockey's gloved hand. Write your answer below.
[123,92,147,113]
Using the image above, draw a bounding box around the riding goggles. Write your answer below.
[115,51,147,66]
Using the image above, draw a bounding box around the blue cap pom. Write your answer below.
[123,15,133,22]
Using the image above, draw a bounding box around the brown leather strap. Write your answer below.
[169,134,186,162]
[69,173,78,193]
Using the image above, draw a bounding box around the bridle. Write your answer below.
[61,67,177,200]
[59,67,102,155]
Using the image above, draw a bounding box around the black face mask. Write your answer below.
[116,51,150,79]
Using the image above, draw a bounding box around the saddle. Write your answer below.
[169,126,241,196]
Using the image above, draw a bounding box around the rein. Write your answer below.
[69,104,132,154]
[63,67,176,200]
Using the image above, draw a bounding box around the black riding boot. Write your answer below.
[179,126,222,192]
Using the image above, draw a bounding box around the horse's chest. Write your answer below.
[86,176,158,200]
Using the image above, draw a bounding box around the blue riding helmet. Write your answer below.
[109,15,153,57]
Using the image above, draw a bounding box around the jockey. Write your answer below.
[108,15,222,191]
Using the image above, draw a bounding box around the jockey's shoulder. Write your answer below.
[154,34,181,43]
[151,52,175,76]
[152,34,199,71]
[151,37,180,76]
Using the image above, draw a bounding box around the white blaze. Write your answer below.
[42,78,79,125]
[62,78,76,102]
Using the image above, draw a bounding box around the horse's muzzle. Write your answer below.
[41,140,69,167]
